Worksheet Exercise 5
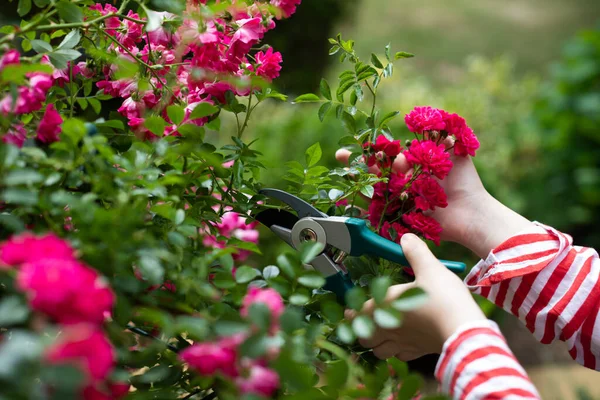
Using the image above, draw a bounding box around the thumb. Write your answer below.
[401,233,443,277]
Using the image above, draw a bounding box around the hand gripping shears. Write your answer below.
[254,189,466,304]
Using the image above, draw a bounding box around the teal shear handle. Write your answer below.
[323,272,354,305]
[344,218,466,274]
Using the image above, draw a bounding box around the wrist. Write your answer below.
[457,193,535,259]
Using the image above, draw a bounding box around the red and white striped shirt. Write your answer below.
[435,222,600,399]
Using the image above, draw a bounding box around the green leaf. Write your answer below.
[385,43,392,61]
[2,189,38,206]
[326,360,349,388]
[318,102,331,122]
[190,103,218,120]
[144,116,167,136]
[360,185,374,199]
[336,323,355,344]
[289,293,309,306]
[336,78,356,100]
[235,266,260,283]
[48,49,81,70]
[387,358,408,379]
[88,98,101,114]
[371,276,391,305]
[299,241,325,264]
[175,316,209,341]
[277,254,296,278]
[345,287,366,311]
[373,308,402,329]
[379,111,400,127]
[305,142,322,167]
[175,209,185,225]
[239,334,269,359]
[341,112,356,134]
[150,0,186,14]
[31,40,52,54]
[263,265,280,279]
[320,79,332,100]
[280,308,304,334]
[298,274,326,289]
[371,53,384,69]
[17,0,32,16]
[293,93,321,103]
[57,30,81,50]
[395,51,415,60]
[352,315,375,339]
[0,213,26,233]
[0,296,29,326]
[4,169,44,186]
[397,374,424,400]
[177,124,205,140]
[248,303,271,331]
[167,105,185,126]
[139,255,164,285]
[56,1,83,23]
[96,120,124,130]
[391,287,428,311]
[214,321,248,337]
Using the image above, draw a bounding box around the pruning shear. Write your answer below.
[254,189,466,304]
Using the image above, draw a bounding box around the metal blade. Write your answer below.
[259,188,326,219]
[254,208,298,229]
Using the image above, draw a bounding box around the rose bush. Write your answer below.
[0,1,478,399]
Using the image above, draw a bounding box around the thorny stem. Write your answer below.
[126,325,180,353]
[1,0,130,44]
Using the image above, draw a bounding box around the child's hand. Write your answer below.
[345,233,487,360]
[335,146,533,258]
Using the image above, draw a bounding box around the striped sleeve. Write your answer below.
[435,320,540,400]
[465,222,600,370]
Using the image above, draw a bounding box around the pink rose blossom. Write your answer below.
[404,106,446,134]
[404,139,452,180]
[236,365,280,397]
[232,17,265,45]
[402,212,443,245]
[409,176,448,211]
[380,222,410,244]
[179,337,240,377]
[17,258,114,325]
[454,126,480,157]
[202,211,259,261]
[0,232,75,267]
[373,135,402,157]
[241,287,285,321]
[271,0,302,19]
[36,104,63,144]
[3,123,27,148]
[0,50,20,71]
[46,324,115,382]
[254,48,283,82]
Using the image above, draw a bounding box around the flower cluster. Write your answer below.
[180,286,283,397]
[88,1,292,139]
[365,106,479,245]
[202,209,260,261]
[0,233,125,399]
[0,51,63,147]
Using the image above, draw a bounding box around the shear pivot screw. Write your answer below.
[300,228,317,243]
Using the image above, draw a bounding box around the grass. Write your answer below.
[337,0,600,82]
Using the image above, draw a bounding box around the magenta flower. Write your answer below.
[271,0,302,19]
[404,106,446,134]
[179,336,241,378]
[255,48,283,82]
[404,139,453,180]
[402,212,443,245]
[236,365,280,397]
[0,232,75,268]
[16,258,114,325]
[36,104,63,144]
[3,123,27,148]
[409,176,448,211]
[241,287,285,322]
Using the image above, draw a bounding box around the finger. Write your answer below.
[335,148,352,165]
[391,153,410,174]
[372,341,400,360]
[358,334,387,349]
[400,234,444,277]
[395,350,425,362]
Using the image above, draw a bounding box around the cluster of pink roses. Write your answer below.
[0,51,63,147]
[0,233,126,399]
[202,208,260,262]
[89,0,295,140]
[180,286,284,397]
[365,106,480,245]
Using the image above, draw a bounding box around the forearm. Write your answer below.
[458,192,535,259]
[465,221,600,370]
[435,320,540,400]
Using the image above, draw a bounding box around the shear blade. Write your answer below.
[254,208,298,229]
[259,188,326,219]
